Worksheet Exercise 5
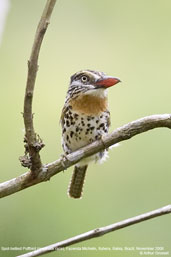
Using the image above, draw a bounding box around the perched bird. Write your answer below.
[60,70,120,199]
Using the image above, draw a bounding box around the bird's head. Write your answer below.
[68,70,121,99]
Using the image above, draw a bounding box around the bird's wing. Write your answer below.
[60,105,67,126]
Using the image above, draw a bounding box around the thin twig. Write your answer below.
[17,205,171,257]
[23,0,56,174]
[0,114,171,198]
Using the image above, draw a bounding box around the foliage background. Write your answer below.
[0,0,171,256]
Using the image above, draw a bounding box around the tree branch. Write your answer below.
[0,114,171,198]
[17,205,171,257]
[22,0,56,174]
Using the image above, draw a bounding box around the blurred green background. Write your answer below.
[0,0,171,256]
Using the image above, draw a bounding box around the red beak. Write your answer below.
[95,76,121,88]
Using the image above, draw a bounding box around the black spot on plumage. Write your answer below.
[66,135,69,141]
[96,120,99,124]
[90,126,95,130]
[71,121,75,125]
[87,123,91,127]
[66,120,70,127]
[70,131,74,138]
[85,129,90,135]
[74,113,79,120]
[76,127,79,132]
[99,123,105,128]
[63,128,66,133]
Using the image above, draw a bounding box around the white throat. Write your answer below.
[85,88,108,98]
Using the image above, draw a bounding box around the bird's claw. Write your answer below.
[60,154,69,171]
[97,134,107,149]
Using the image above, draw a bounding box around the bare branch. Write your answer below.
[22,0,56,174]
[0,114,171,198]
[17,205,171,257]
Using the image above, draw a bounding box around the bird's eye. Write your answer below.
[81,75,88,83]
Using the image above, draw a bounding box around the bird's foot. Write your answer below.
[60,153,69,171]
[97,134,108,150]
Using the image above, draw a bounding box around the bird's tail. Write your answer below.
[68,165,88,199]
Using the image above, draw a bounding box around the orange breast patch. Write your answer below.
[70,95,108,115]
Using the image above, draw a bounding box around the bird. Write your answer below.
[60,70,120,199]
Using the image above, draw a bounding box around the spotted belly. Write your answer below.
[62,109,110,164]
